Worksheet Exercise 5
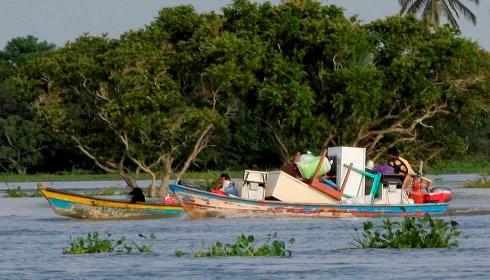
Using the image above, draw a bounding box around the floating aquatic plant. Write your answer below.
[350,214,461,249]
[176,232,294,258]
[84,187,122,196]
[464,174,490,188]
[63,232,155,254]
[5,186,29,198]
[4,185,42,198]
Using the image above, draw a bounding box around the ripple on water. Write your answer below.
[0,180,490,280]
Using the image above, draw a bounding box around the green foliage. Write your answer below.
[426,156,490,174]
[0,35,56,66]
[0,115,49,174]
[350,214,461,249]
[464,174,490,188]
[63,232,115,254]
[3,185,42,198]
[0,36,58,174]
[62,232,155,254]
[30,190,42,197]
[131,233,156,253]
[1,0,488,178]
[177,232,294,257]
[84,187,121,196]
[0,170,244,183]
[174,250,185,257]
[4,186,29,198]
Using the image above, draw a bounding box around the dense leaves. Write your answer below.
[0,0,488,186]
[351,214,461,248]
[176,232,294,257]
[63,232,155,254]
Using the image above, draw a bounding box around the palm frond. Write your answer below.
[449,0,478,25]
[408,0,429,14]
[421,0,439,25]
[397,0,479,27]
[443,1,461,29]
[399,0,417,15]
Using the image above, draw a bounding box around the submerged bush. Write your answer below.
[4,186,42,198]
[464,174,490,188]
[5,186,29,198]
[177,232,294,258]
[84,187,122,196]
[63,232,155,254]
[350,214,460,249]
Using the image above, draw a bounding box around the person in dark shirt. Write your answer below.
[387,147,415,176]
[129,187,145,203]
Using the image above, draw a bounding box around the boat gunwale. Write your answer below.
[37,182,180,209]
[170,183,448,208]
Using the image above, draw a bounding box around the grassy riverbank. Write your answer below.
[0,170,243,183]
[0,156,488,183]
[424,156,490,174]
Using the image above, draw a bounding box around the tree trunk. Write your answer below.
[118,170,138,188]
[147,171,157,198]
[174,124,213,185]
[159,155,173,197]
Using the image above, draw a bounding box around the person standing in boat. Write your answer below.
[218,173,239,197]
[387,147,416,176]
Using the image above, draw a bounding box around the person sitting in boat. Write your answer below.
[217,173,239,197]
[387,147,416,176]
[129,187,145,203]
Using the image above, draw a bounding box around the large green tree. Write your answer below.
[31,6,263,196]
[0,36,56,173]
[15,0,490,181]
[220,1,489,162]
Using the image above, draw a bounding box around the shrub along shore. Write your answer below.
[0,156,488,183]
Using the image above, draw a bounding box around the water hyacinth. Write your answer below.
[63,232,155,254]
[350,214,461,249]
[176,232,295,257]
[5,186,29,198]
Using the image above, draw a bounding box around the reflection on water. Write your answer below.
[1,176,489,280]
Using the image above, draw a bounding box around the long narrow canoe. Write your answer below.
[169,184,448,219]
[38,183,185,219]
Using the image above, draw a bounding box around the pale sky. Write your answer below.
[1,0,489,50]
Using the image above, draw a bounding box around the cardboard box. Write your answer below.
[265,171,337,204]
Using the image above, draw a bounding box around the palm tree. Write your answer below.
[398,0,479,30]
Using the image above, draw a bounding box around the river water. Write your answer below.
[0,175,489,280]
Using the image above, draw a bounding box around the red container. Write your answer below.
[424,191,452,203]
[210,188,227,196]
[164,195,179,205]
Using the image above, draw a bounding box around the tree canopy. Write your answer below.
[1,1,488,194]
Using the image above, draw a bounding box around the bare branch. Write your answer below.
[71,136,116,173]
[175,124,213,182]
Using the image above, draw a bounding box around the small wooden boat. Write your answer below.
[169,183,448,219]
[38,183,185,219]
[169,147,451,219]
